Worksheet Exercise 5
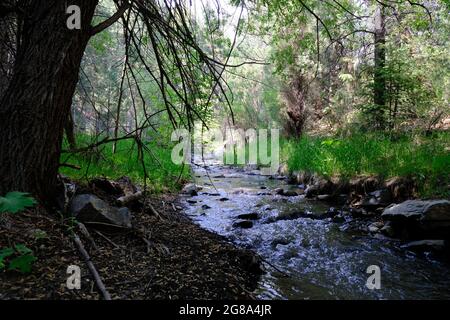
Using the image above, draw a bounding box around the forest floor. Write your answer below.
[0,193,262,299]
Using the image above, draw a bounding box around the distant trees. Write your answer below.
[240,0,448,136]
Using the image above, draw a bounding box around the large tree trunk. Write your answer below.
[0,0,98,204]
[283,75,307,138]
[373,4,386,129]
[0,4,16,98]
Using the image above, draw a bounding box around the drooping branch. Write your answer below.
[407,1,432,25]
[91,2,131,36]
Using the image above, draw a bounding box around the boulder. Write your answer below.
[382,200,450,221]
[181,183,198,196]
[361,189,392,208]
[236,213,259,220]
[89,178,122,196]
[368,221,384,233]
[203,192,221,196]
[382,200,450,239]
[269,208,327,222]
[233,220,253,229]
[69,194,132,228]
[283,190,298,197]
[380,222,395,237]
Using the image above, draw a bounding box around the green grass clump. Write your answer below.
[282,131,450,198]
[60,134,190,193]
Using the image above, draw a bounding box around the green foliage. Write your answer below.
[0,192,36,214]
[0,244,36,273]
[0,192,38,273]
[240,0,449,134]
[61,134,190,193]
[283,131,450,197]
[0,247,14,269]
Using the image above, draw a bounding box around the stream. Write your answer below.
[183,157,450,299]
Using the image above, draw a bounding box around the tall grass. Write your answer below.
[59,135,190,192]
[282,132,450,197]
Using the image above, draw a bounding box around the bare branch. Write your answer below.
[90,2,130,36]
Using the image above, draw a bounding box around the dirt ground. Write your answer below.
[0,192,262,300]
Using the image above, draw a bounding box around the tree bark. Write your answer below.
[0,0,99,204]
[0,5,17,98]
[65,111,77,150]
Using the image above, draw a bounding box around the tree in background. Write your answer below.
[236,0,448,136]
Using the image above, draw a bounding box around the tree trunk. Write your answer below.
[112,60,127,154]
[0,0,98,204]
[373,5,386,129]
[284,75,307,138]
[65,111,77,150]
[0,8,16,98]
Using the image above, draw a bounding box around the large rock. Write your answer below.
[181,183,198,196]
[89,177,122,196]
[361,189,392,208]
[305,178,335,198]
[236,213,259,220]
[70,194,132,229]
[382,200,450,239]
[233,220,253,229]
[382,200,450,220]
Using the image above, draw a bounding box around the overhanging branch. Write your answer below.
[90,2,131,36]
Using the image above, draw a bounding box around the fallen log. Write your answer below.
[77,222,98,252]
[73,234,111,300]
[117,191,143,206]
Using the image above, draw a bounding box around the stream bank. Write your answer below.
[0,179,262,299]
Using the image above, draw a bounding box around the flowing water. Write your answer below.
[183,158,450,300]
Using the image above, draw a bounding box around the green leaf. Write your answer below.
[0,247,14,259]
[8,254,37,273]
[0,192,37,214]
[0,247,14,269]
[14,244,33,255]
